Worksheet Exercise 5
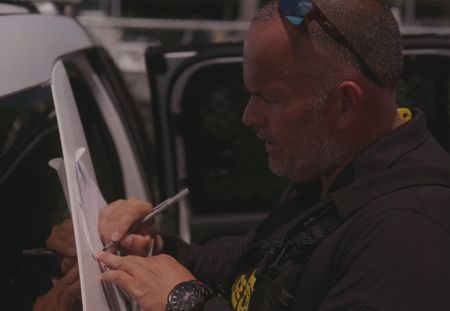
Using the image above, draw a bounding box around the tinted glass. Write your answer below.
[178,63,287,215]
[397,54,450,150]
[1,48,148,309]
[85,48,154,198]
[63,57,126,202]
[0,84,67,310]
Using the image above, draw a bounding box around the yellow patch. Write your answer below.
[397,108,412,122]
[231,269,257,311]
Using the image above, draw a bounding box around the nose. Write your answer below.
[242,96,267,128]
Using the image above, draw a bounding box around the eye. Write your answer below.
[261,95,278,104]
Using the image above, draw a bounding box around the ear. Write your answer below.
[334,81,364,129]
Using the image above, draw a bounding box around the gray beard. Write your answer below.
[269,97,349,182]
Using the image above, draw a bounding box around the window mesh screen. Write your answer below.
[172,53,449,216]
[177,63,287,215]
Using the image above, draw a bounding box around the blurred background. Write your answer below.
[30,0,450,109]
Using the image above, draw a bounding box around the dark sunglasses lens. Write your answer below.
[279,0,313,26]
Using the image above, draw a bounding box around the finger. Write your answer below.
[32,295,48,311]
[57,218,74,234]
[50,277,80,311]
[46,237,76,257]
[98,199,125,244]
[120,234,152,256]
[97,252,148,278]
[61,261,79,280]
[33,280,78,311]
[111,198,153,241]
[46,224,76,257]
[59,264,79,287]
[96,251,129,270]
[60,279,81,310]
[61,257,77,275]
[51,219,75,240]
[100,269,136,299]
[99,199,152,244]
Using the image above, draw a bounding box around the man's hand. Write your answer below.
[32,264,82,311]
[96,252,194,311]
[98,198,162,256]
[46,218,77,274]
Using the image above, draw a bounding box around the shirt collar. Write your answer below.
[279,109,431,217]
[329,109,430,193]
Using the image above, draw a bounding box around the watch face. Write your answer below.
[169,282,203,311]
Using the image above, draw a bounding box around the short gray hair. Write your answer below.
[252,0,403,90]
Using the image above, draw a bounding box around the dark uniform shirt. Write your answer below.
[162,109,450,310]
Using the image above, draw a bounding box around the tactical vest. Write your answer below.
[230,164,450,311]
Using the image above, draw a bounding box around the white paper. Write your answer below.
[48,158,70,207]
[49,149,131,310]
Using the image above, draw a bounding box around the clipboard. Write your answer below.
[50,60,133,310]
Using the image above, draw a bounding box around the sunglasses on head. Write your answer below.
[279,0,386,87]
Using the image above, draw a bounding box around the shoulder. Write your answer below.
[318,196,450,309]
[351,184,450,237]
[295,182,450,309]
[333,186,450,271]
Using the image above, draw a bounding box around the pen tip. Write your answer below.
[102,242,116,251]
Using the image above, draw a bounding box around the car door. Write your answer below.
[0,12,154,309]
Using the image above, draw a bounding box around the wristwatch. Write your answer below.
[166,280,215,311]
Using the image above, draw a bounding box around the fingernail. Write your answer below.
[111,231,120,241]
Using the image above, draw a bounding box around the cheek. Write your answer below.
[271,106,311,141]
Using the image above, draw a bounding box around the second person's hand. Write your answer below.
[46,218,77,274]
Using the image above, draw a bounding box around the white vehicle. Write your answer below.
[0,4,154,309]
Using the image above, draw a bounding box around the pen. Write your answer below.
[102,188,190,251]
[22,248,57,256]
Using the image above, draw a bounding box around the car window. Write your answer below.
[84,48,154,199]
[62,58,126,202]
[0,84,67,309]
[398,54,450,150]
[1,50,142,308]
[178,63,287,215]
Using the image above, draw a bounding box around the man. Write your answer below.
[50,0,450,310]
